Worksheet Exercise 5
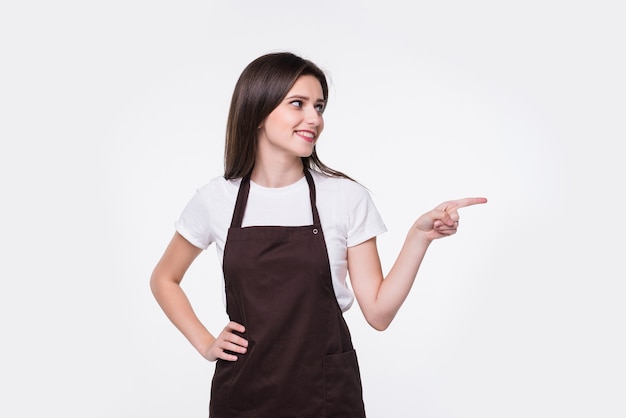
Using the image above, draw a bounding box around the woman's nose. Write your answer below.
[305,106,323,125]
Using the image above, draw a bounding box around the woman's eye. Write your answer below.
[289,100,324,113]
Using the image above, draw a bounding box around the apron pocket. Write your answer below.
[323,350,366,417]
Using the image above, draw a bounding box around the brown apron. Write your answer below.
[209,169,366,417]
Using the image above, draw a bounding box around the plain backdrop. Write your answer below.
[1,1,624,417]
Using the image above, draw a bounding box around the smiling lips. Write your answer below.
[296,130,316,143]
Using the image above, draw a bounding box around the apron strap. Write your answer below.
[303,169,321,226]
[230,175,251,228]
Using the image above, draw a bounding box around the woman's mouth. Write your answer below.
[296,130,316,143]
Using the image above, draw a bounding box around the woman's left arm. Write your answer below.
[348,197,487,331]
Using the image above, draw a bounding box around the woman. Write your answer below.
[150,52,487,417]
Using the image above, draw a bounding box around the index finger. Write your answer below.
[447,197,488,210]
[227,321,246,333]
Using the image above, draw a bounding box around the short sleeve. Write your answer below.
[174,186,215,250]
[343,180,387,247]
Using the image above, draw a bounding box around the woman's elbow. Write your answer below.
[365,314,393,332]
[149,269,173,297]
[149,271,161,296]
[370,323,389,332]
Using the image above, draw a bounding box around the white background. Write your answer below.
[1,1,624,417]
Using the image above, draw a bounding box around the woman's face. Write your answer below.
[257,75,326,160]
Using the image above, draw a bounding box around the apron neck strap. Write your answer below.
[303,169,321,226]
[230,175,251,228]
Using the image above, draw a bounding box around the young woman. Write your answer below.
[150,52,487,417]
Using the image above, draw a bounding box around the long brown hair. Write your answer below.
[223,52,352,180]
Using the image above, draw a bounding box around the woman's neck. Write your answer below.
[250,157,305,188]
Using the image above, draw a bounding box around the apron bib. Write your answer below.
[209,169,366,417]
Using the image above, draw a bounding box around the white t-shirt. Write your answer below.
[175,170,387,312]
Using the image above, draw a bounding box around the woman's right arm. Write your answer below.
[150,232,248,361]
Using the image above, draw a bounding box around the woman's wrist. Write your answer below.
[408,225,433,248]
[192,332,216,358]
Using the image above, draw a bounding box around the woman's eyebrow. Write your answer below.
[285,94,326,103]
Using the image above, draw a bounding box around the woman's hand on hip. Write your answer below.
[204,321,248,362]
